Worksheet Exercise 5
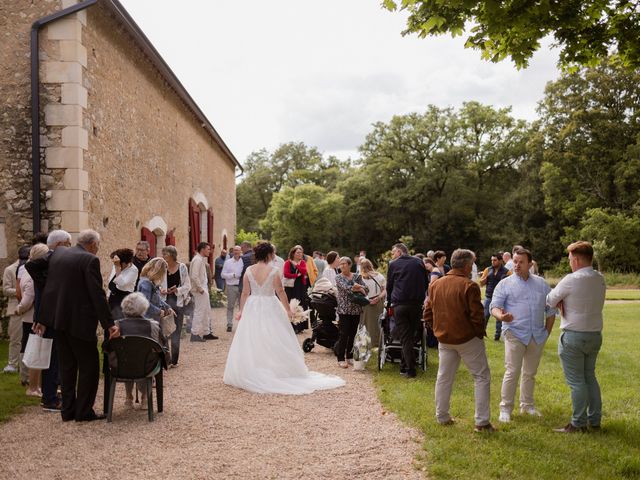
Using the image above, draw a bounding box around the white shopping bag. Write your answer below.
[160,311,177,337]
[22,333,53,370]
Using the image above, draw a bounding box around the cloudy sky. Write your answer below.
[119,0,560,164]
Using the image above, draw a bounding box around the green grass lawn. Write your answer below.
[0,340,40,422]
[605,289,640,301]
[374,303,640,479]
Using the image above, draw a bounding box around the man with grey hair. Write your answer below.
[424,248,495,433]
[38,229,119,422]
[386,242,428,378]
[27,229,72,411]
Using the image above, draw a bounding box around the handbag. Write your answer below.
[160,311,177,337]
[283,277,295,288]
[22,333,53,369]
[349,274,370,306]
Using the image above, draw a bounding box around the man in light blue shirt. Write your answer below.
[491,248,556,423]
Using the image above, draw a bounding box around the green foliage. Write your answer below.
[576,208,640,272]
[382,0,640,69]
[374,302,640,478]
[0,340,41,422]
[209,287,227,308]
[236,142,350,235]
[235,229,261,247]
[260,184,345,254]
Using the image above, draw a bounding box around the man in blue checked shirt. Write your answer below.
[491,248,556,424]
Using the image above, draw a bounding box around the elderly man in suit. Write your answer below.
[37,229,119,422]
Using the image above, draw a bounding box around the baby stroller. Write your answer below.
[302,279,339,353]
[377,306,427,371]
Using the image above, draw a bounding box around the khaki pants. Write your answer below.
[500,330,546,413]
[191,290,211,337]
[435,337,491,426]
[6,316,22,368]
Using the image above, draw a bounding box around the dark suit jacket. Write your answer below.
[387,254,428,306]
[39,245,113,341]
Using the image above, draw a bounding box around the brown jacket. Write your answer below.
[423,269,485,345]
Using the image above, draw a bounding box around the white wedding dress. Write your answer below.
[223,266,345,394]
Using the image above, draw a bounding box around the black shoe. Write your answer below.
[41,400,62,412]
[400,369,417,378]
[203,333,218,340]
[77,413,107,422]
[226,326,232,332]
[190,334,205,342]
[553,423,586,433]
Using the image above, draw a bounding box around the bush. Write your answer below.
[235,229,261,247]
[209,288,227,308]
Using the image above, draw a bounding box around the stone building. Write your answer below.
[0,0,241,276]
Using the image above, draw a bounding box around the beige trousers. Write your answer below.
[500,330,546,413]
[435,337,491,426]
[6,316,22,368]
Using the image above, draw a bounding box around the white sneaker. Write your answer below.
[520,407,542,417]
[498,411,511,423]
[3,364,18,373]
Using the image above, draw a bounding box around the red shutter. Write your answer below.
[141,227,156,258]
[188,198,200,259]
[165,230,176,247]
[207,208,214,269]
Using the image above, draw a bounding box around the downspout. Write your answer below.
[30,0,97,235]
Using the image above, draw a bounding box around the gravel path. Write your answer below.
[0,308,423,479]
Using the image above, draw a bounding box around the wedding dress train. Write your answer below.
[223,266,345,394]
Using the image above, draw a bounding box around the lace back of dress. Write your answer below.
[248,266,277,296]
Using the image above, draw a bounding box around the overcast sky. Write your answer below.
[119,0,560,164]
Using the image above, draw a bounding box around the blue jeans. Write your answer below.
[41,326,60,405]
[483,298,502,339]
[558,330,602,427]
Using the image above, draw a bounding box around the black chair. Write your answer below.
[103,335,166,422]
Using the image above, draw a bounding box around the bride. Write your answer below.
[223,241,345,394]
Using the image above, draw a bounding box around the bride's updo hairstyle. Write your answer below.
[254,241,274,262]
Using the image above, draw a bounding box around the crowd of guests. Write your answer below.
[1,231,607,436]
[0,229,226,419]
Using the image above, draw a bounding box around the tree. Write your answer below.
[236,142,349,234]
[340,103,528,260]
[382,0,640,69]
[260,185,345,253]
[538,59,640,231]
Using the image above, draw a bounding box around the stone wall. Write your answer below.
[0,0,59,272]
[1,0,238,278]
[80,4,236,274]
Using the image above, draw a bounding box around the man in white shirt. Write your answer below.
[502,252,514,272]
[547,241,606,433]
[189,242,217,342]
[221,246,244,333]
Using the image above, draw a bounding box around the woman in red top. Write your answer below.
[283,246,310,310]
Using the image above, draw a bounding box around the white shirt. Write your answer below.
[190,254,209,291]
[271,255,285,280]
[362,272,386,300]
[108,263,138,295]
[221,257,244,286]
[321,267,338,287]
[546,266,605,332]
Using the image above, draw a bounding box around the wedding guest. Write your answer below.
[107,248,137,320]
[2,246,29,375]
[359,258,386,346]
[132,240,151,288]
[189,242,217,341]
[546,241,606,433]
[214,249,227,291]
[335,257,368,368]
[137,258,173,322]
[321,251,340,287]
[431,251,447,282]
[284,246,310,310]
[116,292,169,408]
[221,246,244,333]
[17,244,49,397]
[160,246,191,366]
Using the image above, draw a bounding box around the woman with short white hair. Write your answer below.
[116,292,168,408]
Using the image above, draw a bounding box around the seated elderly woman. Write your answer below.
[116,292,169,408]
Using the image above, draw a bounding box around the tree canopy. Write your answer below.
[382,0,640,69]
[236,59,640,271]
